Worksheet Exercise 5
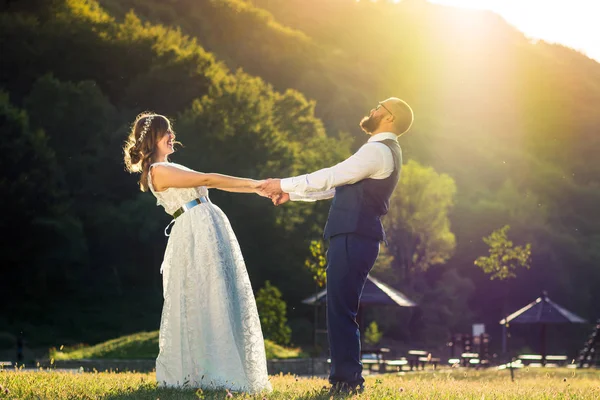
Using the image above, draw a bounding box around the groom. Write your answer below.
[260,97,414,393]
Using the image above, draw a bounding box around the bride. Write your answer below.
[123,113,272,393]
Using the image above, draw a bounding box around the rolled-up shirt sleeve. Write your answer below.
[280,144,384,195]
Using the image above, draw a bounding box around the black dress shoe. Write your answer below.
[328,382,365,395]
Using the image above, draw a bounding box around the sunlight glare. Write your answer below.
[429,0,599,62]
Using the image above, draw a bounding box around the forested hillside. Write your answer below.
[1,0,598,353]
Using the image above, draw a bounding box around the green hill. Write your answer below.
[49,331,305,360]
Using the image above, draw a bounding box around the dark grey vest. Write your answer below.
[323,139,402,241]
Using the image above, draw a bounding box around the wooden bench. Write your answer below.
[363,357,412,373]
[419,356,441,369]
[361,348,389,361]
[360,348,390,372]
[518,354,568,367]
[361,357,380,372]
[385,358,409,372]
[461,352,479,367]
[407,350,439,370]
[407,350,427,370]
[546,355,569,366]
[0,361,12,369]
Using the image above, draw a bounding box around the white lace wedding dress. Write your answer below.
[148,162,271,394]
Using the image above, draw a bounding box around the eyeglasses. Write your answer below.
[376,102,394,118]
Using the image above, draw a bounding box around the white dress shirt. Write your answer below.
[281,132,399,201]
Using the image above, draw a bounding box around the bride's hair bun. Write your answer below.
[129,145,142,165]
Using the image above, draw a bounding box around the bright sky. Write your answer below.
[428,0,600,63]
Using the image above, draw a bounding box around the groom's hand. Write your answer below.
[259,178,283,198]
[272,192,290,206]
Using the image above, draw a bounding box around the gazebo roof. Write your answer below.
[499,292,587,325]
[302,275,417,307]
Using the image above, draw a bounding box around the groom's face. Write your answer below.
[359,106,385,134]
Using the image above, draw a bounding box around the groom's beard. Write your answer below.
[359,114,383,134]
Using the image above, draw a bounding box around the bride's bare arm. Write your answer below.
[151,165,261,192]
[218,187,264,194]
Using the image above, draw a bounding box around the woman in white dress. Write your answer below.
[123,113,272,394]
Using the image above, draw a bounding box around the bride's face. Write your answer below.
[156,129,175,157]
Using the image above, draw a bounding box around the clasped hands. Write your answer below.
[256,179,289,206]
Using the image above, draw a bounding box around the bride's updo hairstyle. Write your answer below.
[123,112,174,192]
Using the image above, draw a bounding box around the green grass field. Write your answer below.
[12,333,599,398]
[0,368,598,399]
[48,331,305,361]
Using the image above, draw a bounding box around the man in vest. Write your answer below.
[259,97,414,393]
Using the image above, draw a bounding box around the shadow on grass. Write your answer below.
[103,387,350,400]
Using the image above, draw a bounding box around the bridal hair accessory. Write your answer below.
[139,115,155,143]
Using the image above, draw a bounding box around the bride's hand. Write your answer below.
[258,178,283,197]
[254,180,272,198]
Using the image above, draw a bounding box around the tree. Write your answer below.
[0,91,87,303]
[474,225,532,281]
[255,281,292,346]
[24,74,117,160]
[24,74,118,201]
[412,269,475,345]
[304,240,327,288]
[364,321,383,346]
[474,224,532,362]
[385,160,457,283]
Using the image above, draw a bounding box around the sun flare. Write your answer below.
[428,0,599,62]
